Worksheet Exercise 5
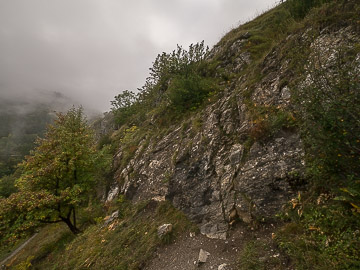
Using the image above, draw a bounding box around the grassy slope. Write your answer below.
[6,201,196,270]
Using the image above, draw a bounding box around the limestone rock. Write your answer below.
[104,210,119,226]
[157,224,173,238]
[198,249,210,264]
[200,222,228,240]
[218,263,230,270]
[106,186,119,202]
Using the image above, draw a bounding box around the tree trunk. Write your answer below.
[61,216,81,234]
[73,207,76,229]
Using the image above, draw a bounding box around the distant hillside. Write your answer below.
[0,91,75,179]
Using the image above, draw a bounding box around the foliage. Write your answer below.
[294,44,360,192]
[276,195,360,270]
[0,107,102,242]
[1,223,74,270]
[118,125,141,166]
[139,41,210,106]
[237,241,266,270]
[236,237,288,270]
[0,191,57,242]
[110,41,218,128]
[245,102,297,143]
[276,7,360,269]
[14,255,34,270]
[167,73,217,113]
[111,90,138,126]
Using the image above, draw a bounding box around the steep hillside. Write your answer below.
[106,0,359,242]
[3,0,360,269]
[105,0,360,268]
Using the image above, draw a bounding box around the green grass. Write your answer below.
[236,238,286,270]
[217,3,296,63]
[0,238,27,264]
[3,223,74,269]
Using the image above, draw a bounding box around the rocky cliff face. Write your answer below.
[105,15,359,239]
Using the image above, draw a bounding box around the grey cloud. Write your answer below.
[0,0,278,112]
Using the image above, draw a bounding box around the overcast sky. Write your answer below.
[0,0,279,113]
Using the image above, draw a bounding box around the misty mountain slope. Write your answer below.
[0,101,53,179]
[0,91,87,197]
[4,0,360,269]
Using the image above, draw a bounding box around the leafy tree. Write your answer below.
[0,107,100,239]
[111,90,138,126]
[138,41,210,109]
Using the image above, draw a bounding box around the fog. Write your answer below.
[0,0,279,113]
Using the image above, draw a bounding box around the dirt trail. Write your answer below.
[144,223,279,270]
[1,233,38,268]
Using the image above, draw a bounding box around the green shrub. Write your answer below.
[278,20,360,270]
[277,197,360,270]
[237,241,265,270]
[110,41,219,129]
[167,73,216,113]
[294,45,360,190]
[111,90,138,126]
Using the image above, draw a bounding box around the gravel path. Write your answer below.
[144,223,275,270]
[1,233,38,268]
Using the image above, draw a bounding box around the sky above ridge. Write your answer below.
[0,0,279,112]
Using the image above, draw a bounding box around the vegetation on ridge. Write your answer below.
[111,41,220,128]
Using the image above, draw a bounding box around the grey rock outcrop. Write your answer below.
[107,34,305,240]
[110,88,304,239]
[106,23,359,240]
